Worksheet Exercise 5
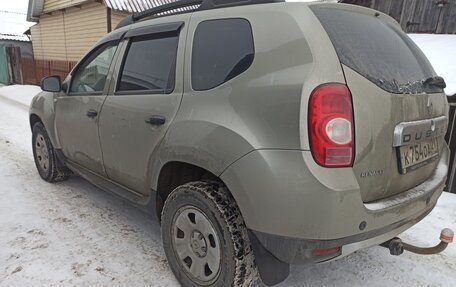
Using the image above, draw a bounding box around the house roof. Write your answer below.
[27,0,180,21]
[27,0,336,21]
[26,0,44,22]
[104,0,157,12]
[0,11,33,42]
[0,33,30,42]
[104,0,199,13]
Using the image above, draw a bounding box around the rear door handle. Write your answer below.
[145,115,166,126]
[87,109,98,118]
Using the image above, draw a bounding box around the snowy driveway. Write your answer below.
[0,86,455,287]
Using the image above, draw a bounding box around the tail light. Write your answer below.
[308,83,354,167]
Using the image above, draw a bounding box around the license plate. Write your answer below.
[398,138,439,174]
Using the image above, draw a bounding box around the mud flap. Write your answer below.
[248,230,290,286]
[54,149,68,169]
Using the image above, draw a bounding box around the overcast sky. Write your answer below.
[1,0,29,14]
[0,0,33,36]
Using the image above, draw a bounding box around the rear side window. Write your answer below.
[192,19,254,91]
[117,34,178,93]
[310,7,441,94]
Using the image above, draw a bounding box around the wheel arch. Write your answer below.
[29,91,59,148]
[29,112,59,148]
[155,161,223,221]
[155,160,287,285]
[29,113,42,130]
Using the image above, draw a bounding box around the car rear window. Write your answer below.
[310,6,442,94]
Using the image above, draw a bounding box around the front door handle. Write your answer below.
[145,115,166,126]
[87,109,98,118]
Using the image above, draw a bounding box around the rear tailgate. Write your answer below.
[310,5,448,202]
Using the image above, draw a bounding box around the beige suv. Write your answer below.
[30,0,449,286]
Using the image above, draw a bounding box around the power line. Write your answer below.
[0,10,27,15]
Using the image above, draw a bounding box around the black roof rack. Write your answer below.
[116,0,284,30]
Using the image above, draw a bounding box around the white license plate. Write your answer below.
[398,138,439,174]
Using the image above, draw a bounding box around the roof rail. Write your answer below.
[115,0,284,30]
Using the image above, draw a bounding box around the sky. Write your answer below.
[0,0,34,37]
[1,0,29,13]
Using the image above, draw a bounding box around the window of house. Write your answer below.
[117,34,179,93]
[70,42,118,94]
[192,19,255,91]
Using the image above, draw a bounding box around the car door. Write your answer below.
[98,18,188,195]
[54,41,119,175]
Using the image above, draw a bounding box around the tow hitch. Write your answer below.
[381,228,454,256]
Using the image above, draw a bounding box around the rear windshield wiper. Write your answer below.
[423,76,446,90]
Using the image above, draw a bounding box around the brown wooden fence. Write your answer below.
[20,58,77,85]
[341,0,456,34]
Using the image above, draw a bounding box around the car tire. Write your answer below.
[32,122,71,182]
[161,181,257,287]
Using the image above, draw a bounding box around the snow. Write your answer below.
[0,84,455,286]
[409,34,456,96]
[0,85,41,107]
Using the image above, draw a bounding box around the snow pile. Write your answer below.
[409,34,456,96]
[0,85,41,107]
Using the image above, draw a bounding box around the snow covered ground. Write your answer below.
[0,85,455,286]
[0,85,41,107]
[1,32,456,286]
[409,34,456,96]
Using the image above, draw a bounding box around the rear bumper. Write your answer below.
[251,201,434,264]
[221,145,449,256]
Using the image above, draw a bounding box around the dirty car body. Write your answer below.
[29,0,449,285]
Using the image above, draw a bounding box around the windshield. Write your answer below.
[310,6,443,94]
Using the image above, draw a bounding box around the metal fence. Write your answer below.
[19,58,77,85]
[0,45,72,86]
[20,58,37,85]
[0,46,7,84]
[341,0,456,34]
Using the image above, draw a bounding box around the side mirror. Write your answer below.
[40,76,62,92]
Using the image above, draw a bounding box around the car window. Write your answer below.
[70,42,118,94]
[192,19,254,91]
[310,6,440,94]
[117,34,179,93]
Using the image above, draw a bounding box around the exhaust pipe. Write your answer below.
[381,228,454,256]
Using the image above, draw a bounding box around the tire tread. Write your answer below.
[32,122,71,183]
[162,181,257,286]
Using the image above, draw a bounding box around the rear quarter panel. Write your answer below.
[154,4,346,183]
